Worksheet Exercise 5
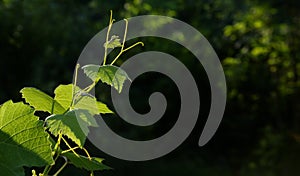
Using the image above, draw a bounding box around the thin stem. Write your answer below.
[82,79,98,92]
[43,132,63,175]
[45,153,60,176]
[61,147,80,154]
[83,84,93,92]
[121,19,129,51]
[53,158,68,176]
[42,165,51,176]
[85,82,97,93]
[110,19,128,65]
[74,81,97,105]
[71,64,80,108]
[103,10,114,65]
[82,147,92,160]
[122,42,144,53]
[110,41,144,65]
[54,132,63,153]
[61,136,80,157]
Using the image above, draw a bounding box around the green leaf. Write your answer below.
[103,35,122,49]
[20,87,65,114]
[54,84,113,114]
[62,152,111,171]
[20,85,113,115]
[53,84,75,110]
[96,101,113,114]
[46,109,97,147]
[82,64,130,93]
[0,101,54,176]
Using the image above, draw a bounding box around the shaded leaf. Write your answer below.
[0,101,54,176]
[62,152,111,171]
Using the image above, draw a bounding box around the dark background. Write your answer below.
[1,0,300,175]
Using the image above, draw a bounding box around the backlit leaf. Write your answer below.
[103,35,122,49]
[54,84,113,114]
[82,64,130,93]
[20,87,66,114]
[46,109,97,147]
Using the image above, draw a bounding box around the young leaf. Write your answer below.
[96,101,113,114]
[103,35,122,49]
[54,84,113,114]
[0,101,54,176]
[62,152,111,171]
[20,87,65,114]
[46,109,98,148]
[82,64,130,93]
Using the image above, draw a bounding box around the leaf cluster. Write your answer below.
[0,11,143,176]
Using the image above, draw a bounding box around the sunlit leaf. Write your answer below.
[20,88,65,114]
[103,35,122,49]
[46,109,97,148]
[82,65,130,93]
[54,84,113,114]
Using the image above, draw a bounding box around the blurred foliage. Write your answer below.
[1,0,300,176]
